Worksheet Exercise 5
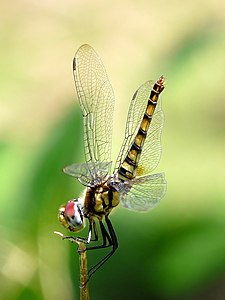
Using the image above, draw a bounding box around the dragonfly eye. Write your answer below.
[58,199,85,232]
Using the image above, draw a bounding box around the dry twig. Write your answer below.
[54,231,89,300]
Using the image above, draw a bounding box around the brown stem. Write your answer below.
[54,232,90,300]
[77,242,89,300]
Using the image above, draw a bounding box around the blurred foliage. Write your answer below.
[1,0,225,300]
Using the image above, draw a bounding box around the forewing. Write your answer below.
[118,173,166,211]
[63,162,112,187]
[63,162,93,186]
[73,44,114,172]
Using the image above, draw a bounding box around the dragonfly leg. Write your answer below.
[86,219,112,250]
[76,219,94,251]
[87,216,118,280]
[90,220,98,242]
[59,219,94,247]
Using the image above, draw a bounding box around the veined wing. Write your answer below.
[73,44,114,176]
[115,80,164,176]
[115,173,166,211]
[63,162,112,187]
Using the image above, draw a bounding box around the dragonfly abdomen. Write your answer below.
[118,76,165,181]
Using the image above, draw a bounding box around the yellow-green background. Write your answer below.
[1,0,225,299]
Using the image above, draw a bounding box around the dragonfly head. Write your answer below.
[58,199,85,232]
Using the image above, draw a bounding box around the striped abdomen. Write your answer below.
[118,75,165,181]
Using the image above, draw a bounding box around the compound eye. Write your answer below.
[58,199,84,232]
[64,200,76,218]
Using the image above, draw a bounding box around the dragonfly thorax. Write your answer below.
[84,182,120,219]
[59,199,85,232]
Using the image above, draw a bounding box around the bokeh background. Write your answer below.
[1,0,225,299]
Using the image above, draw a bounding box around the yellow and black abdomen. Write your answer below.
[118,76,165,181]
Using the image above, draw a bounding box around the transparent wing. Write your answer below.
[114,80,164,176]
[73,44,114,176]
[116,173,166,211]
[63,162,112,187]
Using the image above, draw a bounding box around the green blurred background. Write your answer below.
[1,0,225,299]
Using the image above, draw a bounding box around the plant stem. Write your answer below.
[77,242,89,300]
[54,231,90,300]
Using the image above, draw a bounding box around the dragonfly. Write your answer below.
[58,44,166,279]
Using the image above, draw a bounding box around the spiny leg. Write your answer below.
[86,219,112,250]
[61,218,111,248]
[87,216,118,280]
[91,219,98,242]
[57,217,118,281]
